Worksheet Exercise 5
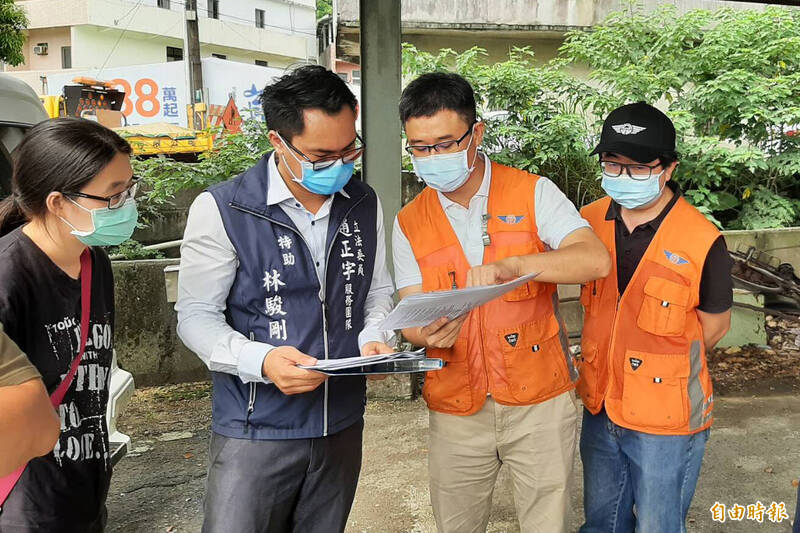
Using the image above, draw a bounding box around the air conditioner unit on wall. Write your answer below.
[33,44,48,55]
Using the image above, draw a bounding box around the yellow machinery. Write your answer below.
[39,78,214,157]
[113,123,214,156]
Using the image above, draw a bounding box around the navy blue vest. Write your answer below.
[207,154,377,440]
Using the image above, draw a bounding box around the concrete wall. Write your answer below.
[10,0,313,74]
[723,227,800,274]
[112,259,209,386]
[7,27,71,72]
[403,32,565,66]
[133,188,203,246]
[70,26,182,70]
[339,0,767,27]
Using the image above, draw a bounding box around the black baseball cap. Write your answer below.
[591,102,676,163]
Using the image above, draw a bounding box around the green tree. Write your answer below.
[404,4,800,229]
[560,3,800,228]
[317,0,332,19]
[0,0,28,66]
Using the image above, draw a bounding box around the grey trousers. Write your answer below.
[201,420,363,533]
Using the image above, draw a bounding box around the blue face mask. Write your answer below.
[60,197,139,246]
[601,171,665,209]
[281,141,354,196]
[411,128,478,193]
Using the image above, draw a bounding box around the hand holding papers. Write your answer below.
[377,272,540,331]
[298,348,443,376]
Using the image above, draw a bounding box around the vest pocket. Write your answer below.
[421,263,458,292]
[621,350,689,430]
[502,280,540,302]
[637,277,691,337]
[499,315,568,403]
[576,341,599,405]
[423,337,473,412]
[580,281,600,316]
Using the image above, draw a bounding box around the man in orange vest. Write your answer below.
[578,102,733,532]
[392,72,611,532]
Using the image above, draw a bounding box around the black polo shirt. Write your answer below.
[609,182,733,313]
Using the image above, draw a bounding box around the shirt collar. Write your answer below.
[437,153,491,210]
[266,152,350,207]
[605,180,682,230]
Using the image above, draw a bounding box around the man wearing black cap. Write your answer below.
[576,102,733,532]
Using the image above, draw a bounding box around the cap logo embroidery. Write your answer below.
[612,123,647,135]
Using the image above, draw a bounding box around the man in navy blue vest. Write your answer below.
[176,65,395,533]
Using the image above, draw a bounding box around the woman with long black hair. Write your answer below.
[0,117,137,532]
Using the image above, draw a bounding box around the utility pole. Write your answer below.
[184,0,204,127]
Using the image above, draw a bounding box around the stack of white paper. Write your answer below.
[297,348,442,375]
[377,272,540,331]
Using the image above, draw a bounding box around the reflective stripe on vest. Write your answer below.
[578,195,720,435]
[398,161,576,416]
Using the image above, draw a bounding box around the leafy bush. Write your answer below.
[132,119,272,225]
[403,3,800,229]
[108,239,165,260]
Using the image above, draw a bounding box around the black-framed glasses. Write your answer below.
[63,176,140,209]
[281,133,365,170]
[405,122,476,156]
[600,161,662,181]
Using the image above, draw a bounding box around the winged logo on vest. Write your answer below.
[664,250,689,266]
[612,123,647,135]
[497,215,525,225]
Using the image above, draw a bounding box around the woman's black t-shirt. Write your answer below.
[0,227,114,532]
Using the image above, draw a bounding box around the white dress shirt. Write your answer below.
[392,154,590,289]
[176,154,395,384]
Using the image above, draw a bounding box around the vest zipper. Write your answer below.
[244,332,257,433]
[318,199,365,437]
[321,301,330,436]
[230,196,369,439]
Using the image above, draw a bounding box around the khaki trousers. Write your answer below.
[428,391,579,533]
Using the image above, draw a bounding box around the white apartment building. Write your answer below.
[6,0,316,89]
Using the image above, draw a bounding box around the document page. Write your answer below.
[378,272,540,331]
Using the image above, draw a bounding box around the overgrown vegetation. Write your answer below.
[403,4,800,229]
[0,0,28,66]
[108,239,164,260]
[127,3,799,245]
[316,0,332,19]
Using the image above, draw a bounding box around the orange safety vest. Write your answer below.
[578,195,720,435]
[397,162,576,416]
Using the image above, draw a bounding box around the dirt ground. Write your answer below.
[106,382,800,532]
[707,315,800,396]
[105,314,800,533]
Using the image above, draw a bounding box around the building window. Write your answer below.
[166,46,183,62]
[255,9,265,29]
[157,0,170,8]
[61,46,72,69]
[255,60,269,67]
[211,53,227,60]
[207,0,219,19]
[337,73,348,82]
